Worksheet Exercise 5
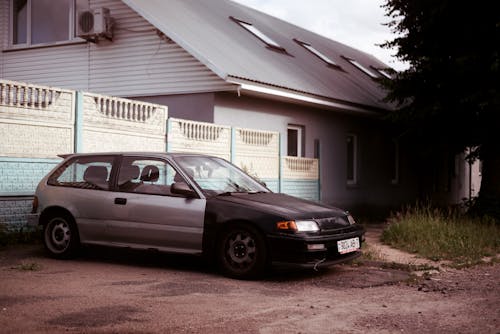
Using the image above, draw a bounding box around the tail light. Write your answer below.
[31,196,39,214]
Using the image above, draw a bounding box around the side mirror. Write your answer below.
[171,182,197,198]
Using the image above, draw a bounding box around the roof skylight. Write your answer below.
[343,57,379,79]
[294,39,339,68]
[230,16,284,51]
[375,68,394,79]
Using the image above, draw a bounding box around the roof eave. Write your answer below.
[226,77,388,116]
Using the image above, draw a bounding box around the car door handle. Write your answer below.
[114,198,127,205]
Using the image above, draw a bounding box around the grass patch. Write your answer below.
[13,261,42,271]
[382,204,500,266]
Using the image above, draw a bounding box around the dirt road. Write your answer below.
[0,243,498,333]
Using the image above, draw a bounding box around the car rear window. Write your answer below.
[48,156,114,191]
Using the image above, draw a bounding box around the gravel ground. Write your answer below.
[0,240,498,333]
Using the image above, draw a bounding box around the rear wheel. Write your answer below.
[43,213,80,259]
[217,224,268,279]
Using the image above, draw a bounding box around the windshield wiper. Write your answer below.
[217,191,234,196]
[217,190,250,196]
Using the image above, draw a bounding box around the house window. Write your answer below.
[294,39,340,68]
[342,56,379,79]
[230,16,285,52]
[11,0,82,46]
[346,134,358,185]
[390,139,399,184]
[287,125,304,157]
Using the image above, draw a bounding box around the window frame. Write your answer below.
[117,156,185,197]
[287,124,304,157]
[47,155,118,191]
[346,133,358,185]
[9,0,81,48]
[294,38,341,69]
[230,16,286,52]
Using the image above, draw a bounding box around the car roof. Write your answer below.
[58,152,213,160]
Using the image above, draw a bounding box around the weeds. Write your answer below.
[382,203,500,266]
[13,261,42,271]
[0,224,40,247]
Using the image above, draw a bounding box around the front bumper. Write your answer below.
[268,228,365,268]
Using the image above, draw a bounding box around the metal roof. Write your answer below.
[122,0,393,112]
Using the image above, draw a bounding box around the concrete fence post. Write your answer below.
[166,117,172,153]
[74,91,83,153]
[231,127,236,163]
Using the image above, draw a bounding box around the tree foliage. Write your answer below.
[382,0,500,218]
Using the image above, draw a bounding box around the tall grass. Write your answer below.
[382,204,500,266]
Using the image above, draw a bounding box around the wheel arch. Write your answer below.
[39,206,76,227]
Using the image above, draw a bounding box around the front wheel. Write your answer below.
[43,213,80,259]
[217,225,268,279]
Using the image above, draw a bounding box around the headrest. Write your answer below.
[141,165,159,182]
[83,166,108,183]
[118,165,140,185]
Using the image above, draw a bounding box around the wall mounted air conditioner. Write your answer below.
[77,7,113,42]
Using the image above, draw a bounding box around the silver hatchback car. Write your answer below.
[30,152,364,279]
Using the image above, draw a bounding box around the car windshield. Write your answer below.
[173,156,270,196]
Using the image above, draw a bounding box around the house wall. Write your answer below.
[214,92,420,214]
[132,93,215,123]
[0,0,234,96]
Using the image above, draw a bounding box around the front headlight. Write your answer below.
[347,214,356,225]
[276,220,319,232]
[295,220,320,232]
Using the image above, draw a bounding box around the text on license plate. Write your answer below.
[337,237,360,254]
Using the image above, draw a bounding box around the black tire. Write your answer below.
[217,224,268,279]
[43,213,80,259]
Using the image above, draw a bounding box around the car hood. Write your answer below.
[214,192,346,220]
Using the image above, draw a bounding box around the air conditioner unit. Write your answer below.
[77,7,113,42]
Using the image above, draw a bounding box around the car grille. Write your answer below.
[315,216,354,233]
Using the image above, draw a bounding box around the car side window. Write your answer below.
[117,157,181,196]
[48,156,114,191]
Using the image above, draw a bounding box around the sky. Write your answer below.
[232,0,409,71]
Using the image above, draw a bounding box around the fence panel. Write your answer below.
[233,127,280,191]
[0,79,75,158]
[82,93,167,152]
[167,118,231,161]
[282,157,320,201]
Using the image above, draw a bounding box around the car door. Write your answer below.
[107,156,206,254]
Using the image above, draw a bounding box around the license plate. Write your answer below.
[337,237,360,254]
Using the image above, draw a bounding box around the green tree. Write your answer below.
[382,0,500,219]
